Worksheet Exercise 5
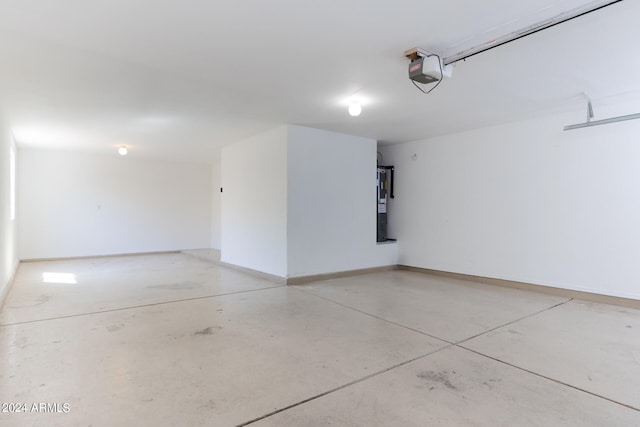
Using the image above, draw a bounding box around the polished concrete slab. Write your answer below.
[464,299,640,410]
[1,254,639,426]
[253,346,640,427]
[1,253,277,325]
[295,270,569,342]
[0,276,445,426]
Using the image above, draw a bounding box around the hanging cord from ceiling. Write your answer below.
[411,54,444,95]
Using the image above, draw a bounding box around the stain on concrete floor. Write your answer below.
[193,326,222,336]
[417,370,457,390]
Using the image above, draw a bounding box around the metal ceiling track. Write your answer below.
[443,0,624,65]
[564,113,640,131]
[564,92,640,130]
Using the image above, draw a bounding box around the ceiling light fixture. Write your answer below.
[348,103,362,117]
[118,146,128,156]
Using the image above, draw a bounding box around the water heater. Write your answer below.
[377,165,394,242]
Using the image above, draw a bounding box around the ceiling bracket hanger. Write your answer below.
[585,92,594,123]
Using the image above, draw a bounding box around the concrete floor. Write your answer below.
[1,253,639,426]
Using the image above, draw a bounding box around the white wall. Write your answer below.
[19,148,212,259]
[287,125,397,276]
[381,101,640,300]
[221,126,288,277]
[0,114,19,304]
[210,162,221,250]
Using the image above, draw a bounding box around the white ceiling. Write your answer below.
[1,0,639,163]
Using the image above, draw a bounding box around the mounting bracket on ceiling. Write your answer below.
[585,92,595,123]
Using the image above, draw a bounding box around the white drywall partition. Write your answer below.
[18,148,212,259]
[0,114,19,303]
[220,126,288,277]
[381,102,640,300]
[287,125,397,276]
[210,162,221,250]
[220,125,397,279]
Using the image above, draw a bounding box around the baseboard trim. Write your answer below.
[0,260,20,313]
[21,250,181,263]
[399,265,640,309]
[185,252,398,286]
[179,251,286,285]
[19,249,638,309]
[287,265,399,286]
[217,261,288,285]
